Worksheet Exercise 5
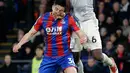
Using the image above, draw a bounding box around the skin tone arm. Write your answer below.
[13,27,38,53]
[13,1,47,52]
[69,16,87,44]
[75,30,87,44]
[65,0,87,44]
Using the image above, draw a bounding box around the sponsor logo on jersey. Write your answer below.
[46,26,62,35]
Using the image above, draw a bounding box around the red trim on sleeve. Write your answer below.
[34,16,43,31]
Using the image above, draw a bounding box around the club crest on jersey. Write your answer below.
[46,26,62,35]
[61,20,65,24]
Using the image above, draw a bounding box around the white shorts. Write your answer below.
[70,32,83,52]
[70,18,102,51]
[80,18,102,50]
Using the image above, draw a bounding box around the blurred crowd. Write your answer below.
[0,0,130,73]
[0,0,34,42]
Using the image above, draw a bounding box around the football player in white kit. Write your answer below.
[66,0,118,73]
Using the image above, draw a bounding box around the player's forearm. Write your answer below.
[18,26,38,46]
[75,30,86,39]
[17,32,32,46]
[75,30,87,44]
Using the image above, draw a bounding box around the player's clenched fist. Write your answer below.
[13,44,21,53]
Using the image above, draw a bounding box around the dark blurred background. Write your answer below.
[0,0,130,73]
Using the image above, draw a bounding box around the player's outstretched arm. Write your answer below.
[13,26,38,53]
[69,16,87,44]
[75,30,87,44]
[13,16,43,53]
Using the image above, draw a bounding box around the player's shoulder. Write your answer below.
[65,12,74,19]
[66,12,72,16]
[39,12,51,20]
[41,12,50,17]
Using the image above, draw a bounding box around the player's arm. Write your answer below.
[15,27,37,47]
[13,17,43,53]
[75,30,87,44]
[69,16,87,44]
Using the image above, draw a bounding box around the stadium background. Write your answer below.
[0,0,130,73]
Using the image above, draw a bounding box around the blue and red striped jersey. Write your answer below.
[34,12,80,57]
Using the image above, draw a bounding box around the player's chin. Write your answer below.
[57,15,64,19]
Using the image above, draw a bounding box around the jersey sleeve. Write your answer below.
[33,16,43,31]
[69,15,80,32]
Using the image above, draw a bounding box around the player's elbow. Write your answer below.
[75,30,81,35]
[29,32,36,36]
[27,31,36,37]
[29,27,38,36]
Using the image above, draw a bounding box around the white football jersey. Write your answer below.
[70,0,96,21]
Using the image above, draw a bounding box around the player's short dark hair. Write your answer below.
[54,0,66,7]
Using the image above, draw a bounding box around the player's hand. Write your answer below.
[80,36,87,44]
[13,43,21,53]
